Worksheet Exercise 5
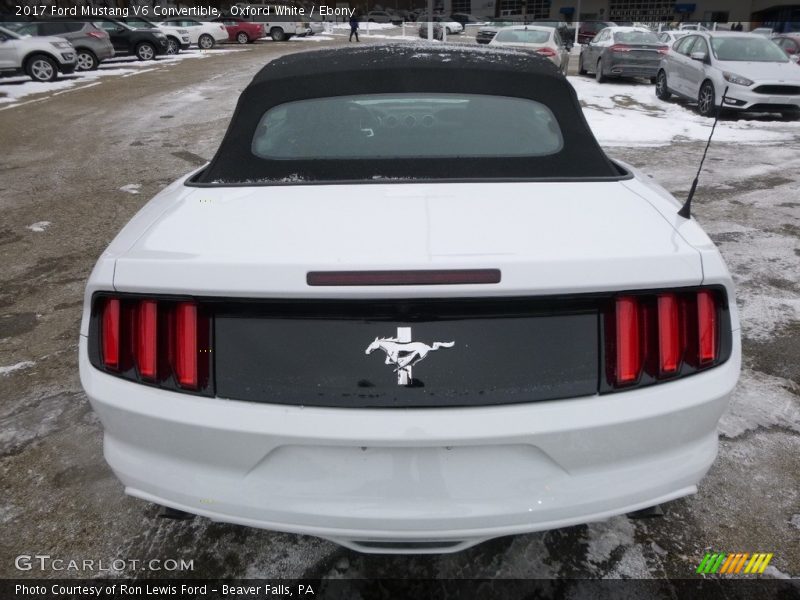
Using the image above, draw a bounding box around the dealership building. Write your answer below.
[443,0,799,24]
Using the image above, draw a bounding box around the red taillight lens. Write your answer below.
[609,44,632,52]
[101,298,120,369]
[697,290,718,364]
[536,47,557,57]
[606,288,726,391]
[87,31,107,39]
[615,296,641,384]
[174,302,198,389]
[657,293,681,375]
[658,45,669,54]
[136,300,158,380]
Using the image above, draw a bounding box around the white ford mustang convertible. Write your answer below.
[80,45,741,553]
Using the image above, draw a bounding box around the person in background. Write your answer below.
[349,12,360,42]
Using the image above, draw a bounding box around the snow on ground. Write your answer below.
[119,184,141,194]
[570,76,800,147]
[719,369,800,438]
[331,22,397,31]
[0,48,244,110]
[290,35,336,42]
[0,361,35,376]
[25,221,51,232]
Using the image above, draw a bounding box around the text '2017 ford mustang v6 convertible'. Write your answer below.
[80,45,741,554]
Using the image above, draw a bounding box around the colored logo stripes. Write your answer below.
[696,552,774,574]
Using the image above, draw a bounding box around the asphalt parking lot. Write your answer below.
[1,32,798,581]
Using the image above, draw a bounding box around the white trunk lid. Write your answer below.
[113,182,702,297]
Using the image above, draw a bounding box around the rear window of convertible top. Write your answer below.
[251,93,564,160]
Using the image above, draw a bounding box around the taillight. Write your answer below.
[657,293,681,375]
[101,298,120,370]
[174,302,198,389]
[609,44,632,52]
[536,47,557,57]
[657,45,669,54]
[136,300,158,380]
[606,287,728,390]
[697,290,718,364]
[87,31,107,39]
[615,296,641,384]
[91,295,211,395]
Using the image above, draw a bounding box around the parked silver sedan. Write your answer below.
[489,25,570,74]
[655,31,800,118]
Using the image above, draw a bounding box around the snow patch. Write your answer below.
[119,184,141,195]
[585,517,637,567]
[763,565,793,579]
[26,221,51,232]
[718,368,800,438]
[569,77,799,147]
[0,361,35,376]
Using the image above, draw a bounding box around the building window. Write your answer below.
[498,0,551,18]
[608,0,676,22]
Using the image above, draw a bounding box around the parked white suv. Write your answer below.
[0,25,76,82]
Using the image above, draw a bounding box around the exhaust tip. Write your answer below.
[158,506,196,521]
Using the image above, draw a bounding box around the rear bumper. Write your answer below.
[79,332,740,553]
[606,59,660,78]
[94,43,115,61]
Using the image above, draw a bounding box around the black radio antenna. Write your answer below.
[678,86,729,219]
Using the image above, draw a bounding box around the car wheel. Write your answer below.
[26,54,58,82]
[135,42,156,61]
[698,80,716,117]
[236,31,249,44]
[596,59,606,83]
[446,27,452,34]
[198,34,215,49]
[166,37,180,55]
[578,53,587,75]
[76,49,98,71]
[655,70,671,100]
[270,27,286,42]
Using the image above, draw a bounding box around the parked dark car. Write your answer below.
[577,20,616,44]
[579,26,667,83]
[450,13,489,28]
[122,17,191,55]
[94,17,168,61]
[213,16,266,44]
[532,18,573,42]
[475,18,527,44]
[13,20,114,71]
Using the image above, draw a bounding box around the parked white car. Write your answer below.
[655,31,800,117]
[0,25,76,82]
[366,11,402,25]
[416,13,465,35]
[489,25,570,74]
[158,18,228,49]
[81,46,740,554]
[657,30,689,45]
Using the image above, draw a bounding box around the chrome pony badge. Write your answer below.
[365,327,454,385]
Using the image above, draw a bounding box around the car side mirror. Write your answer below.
[116,27,125,33]
[690,51,707,61]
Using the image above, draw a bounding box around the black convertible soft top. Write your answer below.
[194,44,622,185]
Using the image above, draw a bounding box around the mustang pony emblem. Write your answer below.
[365,327,454,385]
